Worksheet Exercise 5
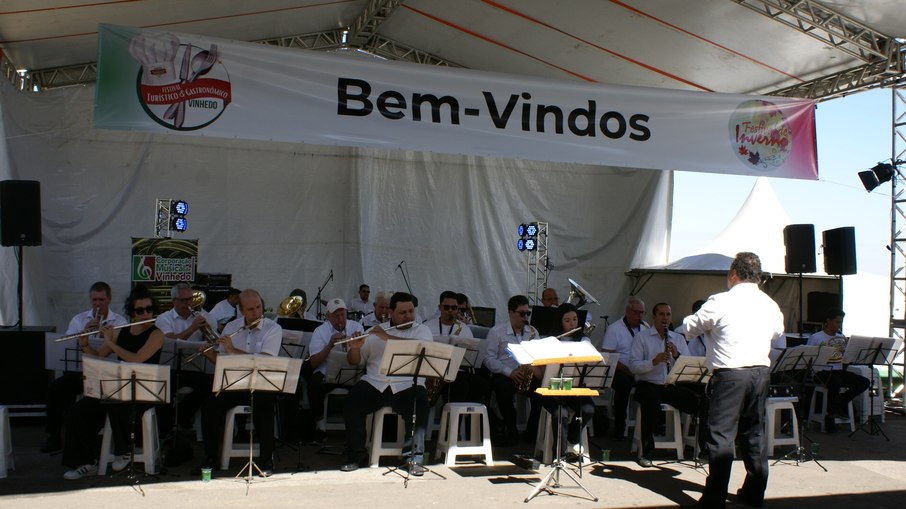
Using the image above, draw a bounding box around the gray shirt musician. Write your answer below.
[340,292,433,475]
[683,252,784,509]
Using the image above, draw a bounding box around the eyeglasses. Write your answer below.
[517,311,532,318]
[441,305,458,311]
[173,297,191,302]
[133,306,154,314]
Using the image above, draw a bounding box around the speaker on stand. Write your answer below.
[822,226,857,312]
[784,224,816,334]
[0,180,42,330]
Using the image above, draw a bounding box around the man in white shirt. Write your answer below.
[44,281,128,453]
[601,296,648,440]
[630,303,701,467]
[340,292,433,475]
[683,252,784,509]
[199,289,282,476]
[361,291,392,327]
[424,290,487,403]
[805,308,869,433]
[484,295,540,446]
[209,287,241,332]
[347,284,373,317]
[304,298,364,443]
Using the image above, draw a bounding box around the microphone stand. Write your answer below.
[396,261,413,295]
[310,270,333,320]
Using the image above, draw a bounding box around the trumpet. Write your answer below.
[185,317,263,362]
[55,318,157,343]
[334,321,416,345]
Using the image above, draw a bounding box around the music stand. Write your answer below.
[843,336,901,440]
[770,345,832,471]
[83,356,170,494]
[378,339,463,487]
[158,338,209,467]
[212,354,302,488]
[315,350,366,456]
[540,352,617,477]
[663,356,710,471]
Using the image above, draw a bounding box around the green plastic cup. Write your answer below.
[201,467,212,482]
[549,378,562,390]
[561,377,573,390]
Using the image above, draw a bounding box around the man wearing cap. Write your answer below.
[340,292,433,475]
[210,287,241,332]
[304,298,365,443]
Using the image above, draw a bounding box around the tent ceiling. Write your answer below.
[1,0,905,98]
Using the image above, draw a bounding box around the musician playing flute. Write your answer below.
[43,281,129,454]
[62,286,163,479]
[340,292,433,475]
[197,289,282,477]
[484,294,541,447]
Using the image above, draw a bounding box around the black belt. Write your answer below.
[712,365,766,373]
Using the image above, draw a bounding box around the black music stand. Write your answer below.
[540,352,617,478]
[844,336,901,440]
[84,357,170,495]
[316,350,366,456]
[771,345,831,471]
[213,354,302,491]
[378,339,460,487]
[158,338,209,468]
[663,356,710,471]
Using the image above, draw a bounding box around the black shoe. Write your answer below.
[636,456,654,468]
[258,462,274,477]
[824,415,837,434]
[340,455,367,472]
[41,436,62,454]
[310,429,327,446]
[735,489,764,507]
[407,463,427,477]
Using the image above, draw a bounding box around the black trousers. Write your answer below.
[342,382,428,463]
[62,397,152,468]
[200,391,276,466]
[611,370,635,433]
[540,396,594,452]
[700,366,770,509]
[490,373,541,437]
[449,370,490,403]
[634,381,702,457]
[45,372,83,440]
[814,369,870,415]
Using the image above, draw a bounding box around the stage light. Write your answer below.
[859,162,900,192]
[171,217,187,232]
[526,223,538,237]
[872,163,895,184]
[517,239,526,251]
[525,238,536,251]
[517,224,527,237]
[171,200,188,215]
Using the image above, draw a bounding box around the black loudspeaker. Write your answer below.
[823,227,857,275]
[783,224,816,273]
[0,180,42,246]
[807,291,842,324]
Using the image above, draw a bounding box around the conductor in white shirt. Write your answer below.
[683,252,784,509]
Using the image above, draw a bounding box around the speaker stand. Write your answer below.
[797,272,803,334]
[17,245,24,330]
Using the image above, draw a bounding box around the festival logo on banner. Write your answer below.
[729,100,793,171]
[128,33,232,130]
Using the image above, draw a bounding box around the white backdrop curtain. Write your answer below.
[0,79,671,339]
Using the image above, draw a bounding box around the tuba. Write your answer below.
[567,278,599,338]
[279,295,305,317]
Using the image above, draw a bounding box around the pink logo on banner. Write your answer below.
[128,34,232,131]
[729,100,794,171]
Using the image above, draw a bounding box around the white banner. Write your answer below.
[95,24,818,180]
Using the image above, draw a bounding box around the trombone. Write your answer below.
[184,317,263,362]
[55,318,157,343]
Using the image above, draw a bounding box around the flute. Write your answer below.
[185,317,262,362]
[55,318,157,342]
[334,321,416,345]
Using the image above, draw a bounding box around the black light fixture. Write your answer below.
[859,161,900,192]
[517,238,526,251]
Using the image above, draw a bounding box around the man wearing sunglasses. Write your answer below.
[484,295,540,447]
[424,291,487,403]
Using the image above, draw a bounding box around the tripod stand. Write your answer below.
[770,345,830,471]
[159,338,208,468]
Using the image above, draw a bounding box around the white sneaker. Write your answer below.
[111,454,131,472]
[63,463,98,480]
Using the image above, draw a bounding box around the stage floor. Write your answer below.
[2,411,905,508]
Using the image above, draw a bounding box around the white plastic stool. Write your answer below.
[98,407,160,475]
[435,403,494,466]
[808,386,855,432]
[534,407,590,465]
[366,407,407,468]
[631,403,684,460]
[221,405,259,470]
[0,406,13,478]
[765,396,800,456]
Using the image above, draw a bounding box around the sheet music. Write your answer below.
[82,356,171,403]
[665,355,710,385]
[326,349,365,386]
[449,337,486,370]
[842,336,902,366]
[507,336,603,366]
[379,340,465,382]
[213,354,303,393]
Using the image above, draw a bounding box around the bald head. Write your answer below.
[541,288,559,307]
[239,289,263,325]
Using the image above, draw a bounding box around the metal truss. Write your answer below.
[889,82,906,398]
[526,222,550,305]
[731,0,897,63]
[154,199,173,238]
[347,0,402,47]
[769,53,905,101]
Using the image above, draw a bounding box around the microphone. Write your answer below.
[328,269,334,281]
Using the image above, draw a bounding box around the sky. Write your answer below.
[670,87,896,336]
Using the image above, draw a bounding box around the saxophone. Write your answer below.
[515,326,538,393]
